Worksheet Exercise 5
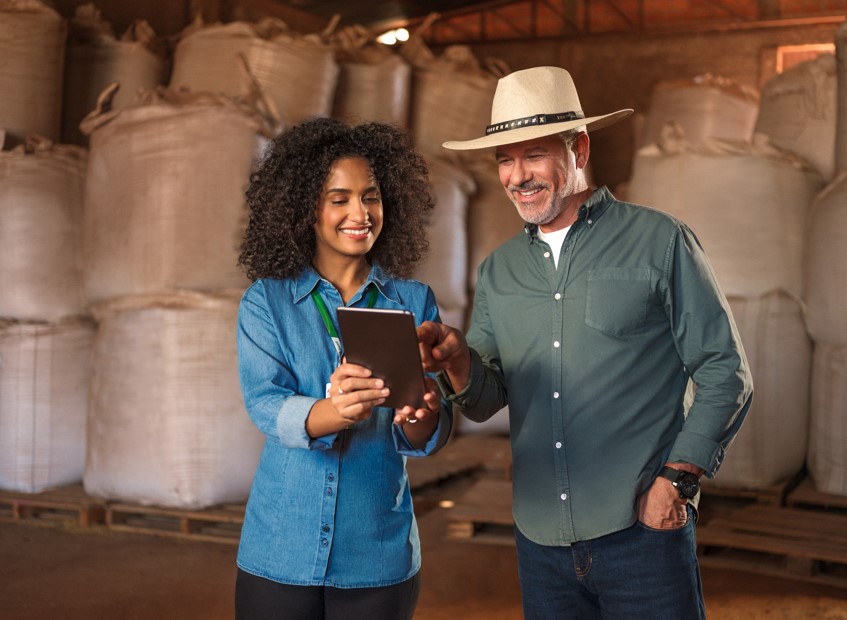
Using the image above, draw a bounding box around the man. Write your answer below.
[418,66,753,619]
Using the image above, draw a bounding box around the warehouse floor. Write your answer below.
[2,474,847,620]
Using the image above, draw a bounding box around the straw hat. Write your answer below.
[442,66,633,151]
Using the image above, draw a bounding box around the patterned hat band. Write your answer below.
[485,111,586,136]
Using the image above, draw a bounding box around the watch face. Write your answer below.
[676,472,700,498]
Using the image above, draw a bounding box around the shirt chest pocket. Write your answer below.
[585,268,653,337]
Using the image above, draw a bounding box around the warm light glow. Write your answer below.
[439,500,455,508]
[377,28,409,45]
[775,43,834,73]
[377,30,397,45]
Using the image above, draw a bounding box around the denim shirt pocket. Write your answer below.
[585,267,653,336]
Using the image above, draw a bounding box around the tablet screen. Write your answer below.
[336,307,426,409]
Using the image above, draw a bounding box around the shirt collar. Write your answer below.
[292,263,400,305]
[524,186,614,240]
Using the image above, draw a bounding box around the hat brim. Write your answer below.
[442,109,634,151]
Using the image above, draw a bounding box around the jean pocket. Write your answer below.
[585,268,652,337]
[635,518,689,533]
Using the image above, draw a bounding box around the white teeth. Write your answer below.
[340,228,369,235]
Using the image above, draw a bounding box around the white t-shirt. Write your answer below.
[537,225,571,269]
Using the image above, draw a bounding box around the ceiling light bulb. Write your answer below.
[377,31,397,45]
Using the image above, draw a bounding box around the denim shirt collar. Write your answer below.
[292,263,401,305]
[524,186,614,242]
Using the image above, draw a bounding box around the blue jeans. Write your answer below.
[515,507,705,619]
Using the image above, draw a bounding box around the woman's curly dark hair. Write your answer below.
[239,117,434,281]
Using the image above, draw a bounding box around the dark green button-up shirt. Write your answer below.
[447,187,752,546]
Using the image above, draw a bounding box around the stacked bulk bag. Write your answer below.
[804,173,847,495]
[754,54,837,182]
[84,292,263,509]
[80,85,272,304]
[629,135,822,489]
[0,137,87,321]
[0,318,96,493]
[79,86,273,508]
[402,35,506,162]
[331,24,411,127]
[638,74,759,150]
[413,156,474,329]
[803,21,847,496]
[808,342,847,495]
[0,0,66,147]
[628,137,821,299]
[61,3,167,146]
[169,17,338,128]
[805,174,847,344]
[705,292,812,488]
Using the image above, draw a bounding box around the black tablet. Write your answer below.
[336,307,426,409]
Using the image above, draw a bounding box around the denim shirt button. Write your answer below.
[322,525,330,533]
[326,488,333,496]
[321,539,328,547]
[328,474,335,482]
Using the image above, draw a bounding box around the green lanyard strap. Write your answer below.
[311,285,378,358]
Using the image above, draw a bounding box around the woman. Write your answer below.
[235,117,452,620]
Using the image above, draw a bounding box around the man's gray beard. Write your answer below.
[511,180,574,226]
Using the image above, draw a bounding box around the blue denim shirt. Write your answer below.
[236,264,452,587]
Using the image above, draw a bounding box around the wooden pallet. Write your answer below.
[697,503,847,589]
[785,478,847,513]
[105,502,245,545]
[0,484,105,528]
[445,477,515,545]
[699,472,802,507]
[408,434,512,491]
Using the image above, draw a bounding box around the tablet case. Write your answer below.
[336,307,426,409]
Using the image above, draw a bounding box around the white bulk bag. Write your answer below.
[0,0,65,147]
[62,5,167,146]
[404,43,505,160]
[804,173,847,344]
[627,138,822,298]
[0,318,95,493]
[755,54,837,182]
[0,137,87,321]
[169,18,338,127]
[331,25,411,127]
[639,74,759,149]
[807,342,847,496]
[81,87,271,304]
[333,57,410,128]
[84,292,263,509]
[413,156,474,329]
[704,291,811,489]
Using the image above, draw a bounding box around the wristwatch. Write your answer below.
[659,466,700,500]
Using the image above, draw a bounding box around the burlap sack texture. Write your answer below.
[61,2,168,147]
[0,136,88,321]
[0,0,66,148]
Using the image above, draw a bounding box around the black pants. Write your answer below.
[235,568,421,620]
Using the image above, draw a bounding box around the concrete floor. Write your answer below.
[3,475,847,620]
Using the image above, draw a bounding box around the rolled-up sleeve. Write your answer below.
[665,224,754,476]
[237,282,338,450]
